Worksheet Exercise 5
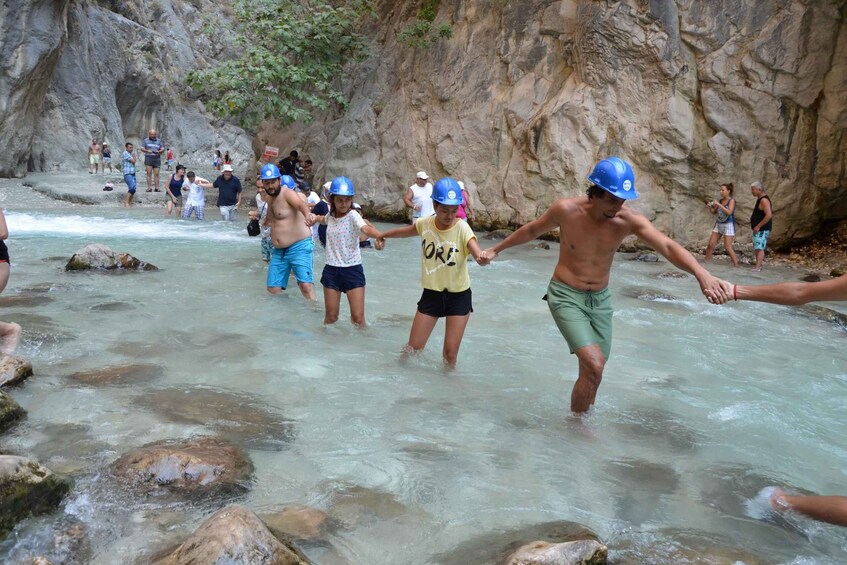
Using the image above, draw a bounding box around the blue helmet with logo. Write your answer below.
[587,157,637,200]
[329,176,355,196]
[260,163,281,180]
[432,177,464,206]
[280,175,297,189]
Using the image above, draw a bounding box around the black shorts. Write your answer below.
[417,288,473,318]
[320,264,366,293]
[145,156,162,168]
[0,241,8,264]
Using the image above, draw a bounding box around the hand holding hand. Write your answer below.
[305,213,316,227]
[375,237,386,250]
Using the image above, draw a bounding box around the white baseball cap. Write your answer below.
[416,171,428,180]
[222,164,233,172]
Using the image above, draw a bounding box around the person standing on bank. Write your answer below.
[140,128,165,192]
[260,164,317,300]
[121,142,137,208]
[404,171,434,224]
[313,176,383,327]
[479,157,730,414]
[377,178,485,368]
[213,164,242,221]
[705,182,739,266]
[749,181,773,271]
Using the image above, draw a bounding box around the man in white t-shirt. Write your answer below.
[404,171,434,224]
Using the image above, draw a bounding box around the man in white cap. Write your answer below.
[213,164,242,220]
[404,170,434,224]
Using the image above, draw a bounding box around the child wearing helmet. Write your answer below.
[311,176,383,327]
[375,177,486,367]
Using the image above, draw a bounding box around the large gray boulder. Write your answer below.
[65,244,157,271]
[110,437,253,497]
[0,455,72,538]
[151,505,311,565]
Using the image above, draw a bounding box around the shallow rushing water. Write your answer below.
[1,182,846,563]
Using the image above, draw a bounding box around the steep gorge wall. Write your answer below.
[0,0,251,177]
[264,0,846,248]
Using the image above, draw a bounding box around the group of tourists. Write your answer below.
[704,180,774,270]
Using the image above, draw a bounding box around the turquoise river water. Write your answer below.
[0,181,845,564]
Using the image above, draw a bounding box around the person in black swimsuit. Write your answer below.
[0,208,21,355]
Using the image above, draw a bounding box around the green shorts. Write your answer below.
[546,279,613,360]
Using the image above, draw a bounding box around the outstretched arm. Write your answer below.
[632,215,730,304]
[467,237,484,265]
[378,225,418,239]
[482,202,561,264]
[731,274,847,305]
[284,190,315,226]
[771,489,847,527]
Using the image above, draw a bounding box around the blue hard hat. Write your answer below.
[260,163,281,180]
[280,175,297,189]
[329,176,355,196]
[432,177,464,206]
[587,157,637,200]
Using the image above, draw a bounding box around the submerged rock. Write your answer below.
[485,229,515,240]
[68,363,163,385]
[502,539,607,565]
[436,520,600,565]
[0,456,72,538]
[65,244,157,272]
[110,437,253,497]
[150,505,311,565]
[633,252,660,262]
[261,505,328,542]
[0,355,33,387]
[140,387,295,450]
[0,390,25,433]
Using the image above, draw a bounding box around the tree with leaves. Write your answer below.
[188,0,373,131]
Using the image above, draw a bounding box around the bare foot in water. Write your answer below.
[0,321,21,355]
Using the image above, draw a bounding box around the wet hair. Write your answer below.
[187,171,196,179]
[175,164,185,172]
[721,182,734,195]
[586,184,607,199]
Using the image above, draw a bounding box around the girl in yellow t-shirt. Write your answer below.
[376,178,485,367]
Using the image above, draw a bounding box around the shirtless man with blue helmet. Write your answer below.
[481,157,730,413]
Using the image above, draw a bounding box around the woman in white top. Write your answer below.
[313,176,382,327]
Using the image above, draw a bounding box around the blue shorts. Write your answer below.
[321,264,365,293]
[124,173,137,194]
[752,230,770,251]
[267,237,314,289]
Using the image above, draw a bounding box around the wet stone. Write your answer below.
[110,436,253,498]
[653,270,691,280]
[0,295,54,308]
[323,483,420,529]
[140,387,295,450]
[0,355,34,387]
[503,539,607,565]
[435,520,599,565]
[68,363,163,385]
[0,390,25,433]
[620,286,680,302]
[0,455,72,538]
[794,304,847,331]
[89,301,136,312]
[260,505,329,542]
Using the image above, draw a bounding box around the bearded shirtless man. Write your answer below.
[260,163,316,300]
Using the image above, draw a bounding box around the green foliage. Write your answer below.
[187,0,374,131]
[397,0,452,49]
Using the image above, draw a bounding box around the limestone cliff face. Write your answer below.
[0,0,251,178]
[264,0,846,247]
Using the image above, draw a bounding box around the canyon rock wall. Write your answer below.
[263,0,846,247]
[0,0,251,178]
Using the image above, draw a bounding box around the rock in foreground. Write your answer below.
[0,355,33,387]
[0,390,25,433]
[0,456,71,538]
[65,244,157,271]
[110,437,252,497]
[502,539,607,565]
[151,505,311,565]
